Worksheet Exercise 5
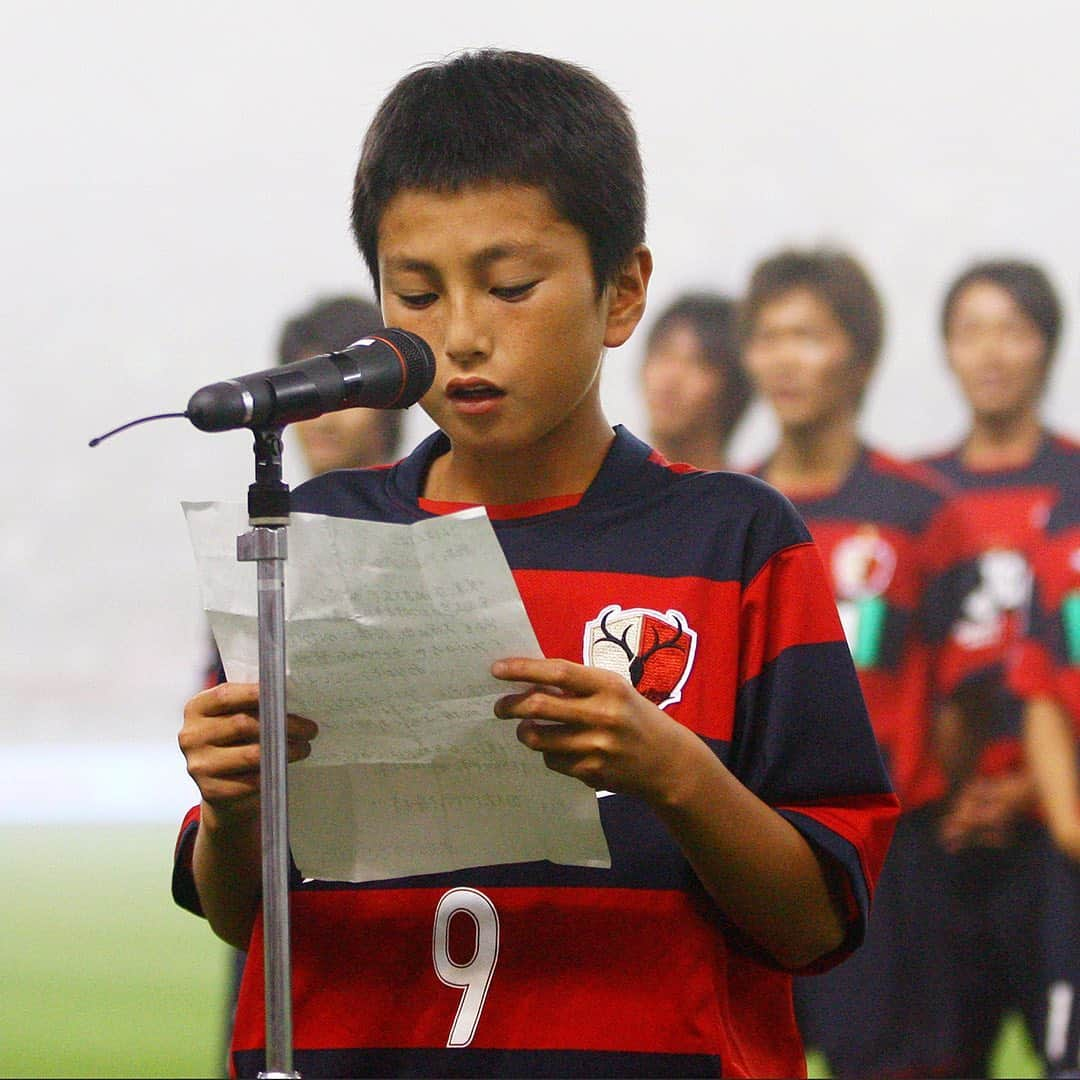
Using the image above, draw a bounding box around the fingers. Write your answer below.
[179,681,319,810]
[492,657,612,696]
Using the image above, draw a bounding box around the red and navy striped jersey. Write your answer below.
[1009,476,1080,726]
[922,432,1080,770]
[758,447,963,811]
[173,427,897,1079]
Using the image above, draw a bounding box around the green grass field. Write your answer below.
[3,825,228,1078]
[2,824,1046,1078]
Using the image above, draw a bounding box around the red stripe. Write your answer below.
[368,333,410,408]
[738,543,846,686]
[233,885,804,1075]
[866,449,955,496]
[778,792,899,906]
[646,448,702,474]
[512,569,741,740]
[418,491,584,519]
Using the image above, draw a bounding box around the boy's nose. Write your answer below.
[444,298,491,365]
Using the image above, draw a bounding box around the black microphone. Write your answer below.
[185,328,436,433]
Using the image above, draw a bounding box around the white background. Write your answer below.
[2,0,1077,818]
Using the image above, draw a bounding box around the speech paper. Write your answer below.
[183,501,611,882]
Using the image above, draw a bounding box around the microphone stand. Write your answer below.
[236,427,300,1079]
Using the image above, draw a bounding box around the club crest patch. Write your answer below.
[832,528,897,601]
[584,605,697,709]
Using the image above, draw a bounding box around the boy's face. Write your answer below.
[945,280,1047,423]
[743,287,866,433]
[642,322,726,443]
[376,183,648,461]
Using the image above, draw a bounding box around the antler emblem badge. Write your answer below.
[583,605,698,710]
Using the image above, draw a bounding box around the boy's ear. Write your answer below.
[603,246,653,348]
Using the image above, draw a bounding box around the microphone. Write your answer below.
[185,328,436,433]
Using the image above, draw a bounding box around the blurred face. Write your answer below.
[292,407,392,476]
[377,182,648,462]
[742,287,867,432]
[945,280,1048,423]
[642,322,726,443]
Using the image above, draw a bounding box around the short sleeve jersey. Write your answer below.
[761,447,963,810]
[174,427,897,1079]
[922,432,1080,767]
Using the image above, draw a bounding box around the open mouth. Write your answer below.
[447,381,506,402]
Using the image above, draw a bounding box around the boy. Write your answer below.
[739,248,967,1076]
[925,259,1080,1074]
[174,51,897,1078]
[640,292,751,470]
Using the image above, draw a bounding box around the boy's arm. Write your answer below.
[494,658,848,971]
[1024,694,1080,861]
[177,682,317,948]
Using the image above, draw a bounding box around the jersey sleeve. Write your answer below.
[172,804,204,918]
[727,495,899,971]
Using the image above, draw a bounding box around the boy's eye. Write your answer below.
[491,281,539,302]
[397,292,438,309]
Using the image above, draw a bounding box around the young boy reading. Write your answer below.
[174,50,897,1078]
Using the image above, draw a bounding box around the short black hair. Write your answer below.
[276,295,402,456]
[352,49,646,296]
[741,248,885,370]
[646,292,752,439]
[941,258,1063,365]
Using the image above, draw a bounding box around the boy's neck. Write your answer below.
[765,414,861,495]
[652,431,727,472]
[423,413,616,506]
[961,407,1043,470]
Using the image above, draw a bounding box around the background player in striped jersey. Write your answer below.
[173,50,897,1078]
[1013,479,1080,1076]
[639,292,752,471]
[923,259,1079,1074]
[740,247,969,1077]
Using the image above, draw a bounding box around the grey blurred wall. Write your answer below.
[2,0,1077,818]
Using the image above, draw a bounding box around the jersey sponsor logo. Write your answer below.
[831,528,896,669]
[584,605,697,709]
[953,548,1032,650]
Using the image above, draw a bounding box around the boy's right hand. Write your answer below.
[178,682,318,820]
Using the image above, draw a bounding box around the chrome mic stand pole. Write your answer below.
[236,426,300,1079]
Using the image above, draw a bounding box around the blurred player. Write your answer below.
[741,247,968,1077]
[1014,477,1080,1077]
[640,292,751,469]
[278,295,400,476]
[923,258,1079,1075]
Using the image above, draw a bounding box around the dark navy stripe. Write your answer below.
[233,1046,722,1078]
[292,426,811,587]
[778,807,871,953]
[171,819,203,917]
[925,433,1076,492]
[729,641,892,805]
[788,449,944,532]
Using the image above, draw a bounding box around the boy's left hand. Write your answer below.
[492,656,693,803]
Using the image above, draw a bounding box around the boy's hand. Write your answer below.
[492,657,694,803]
[178,682,318,821]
